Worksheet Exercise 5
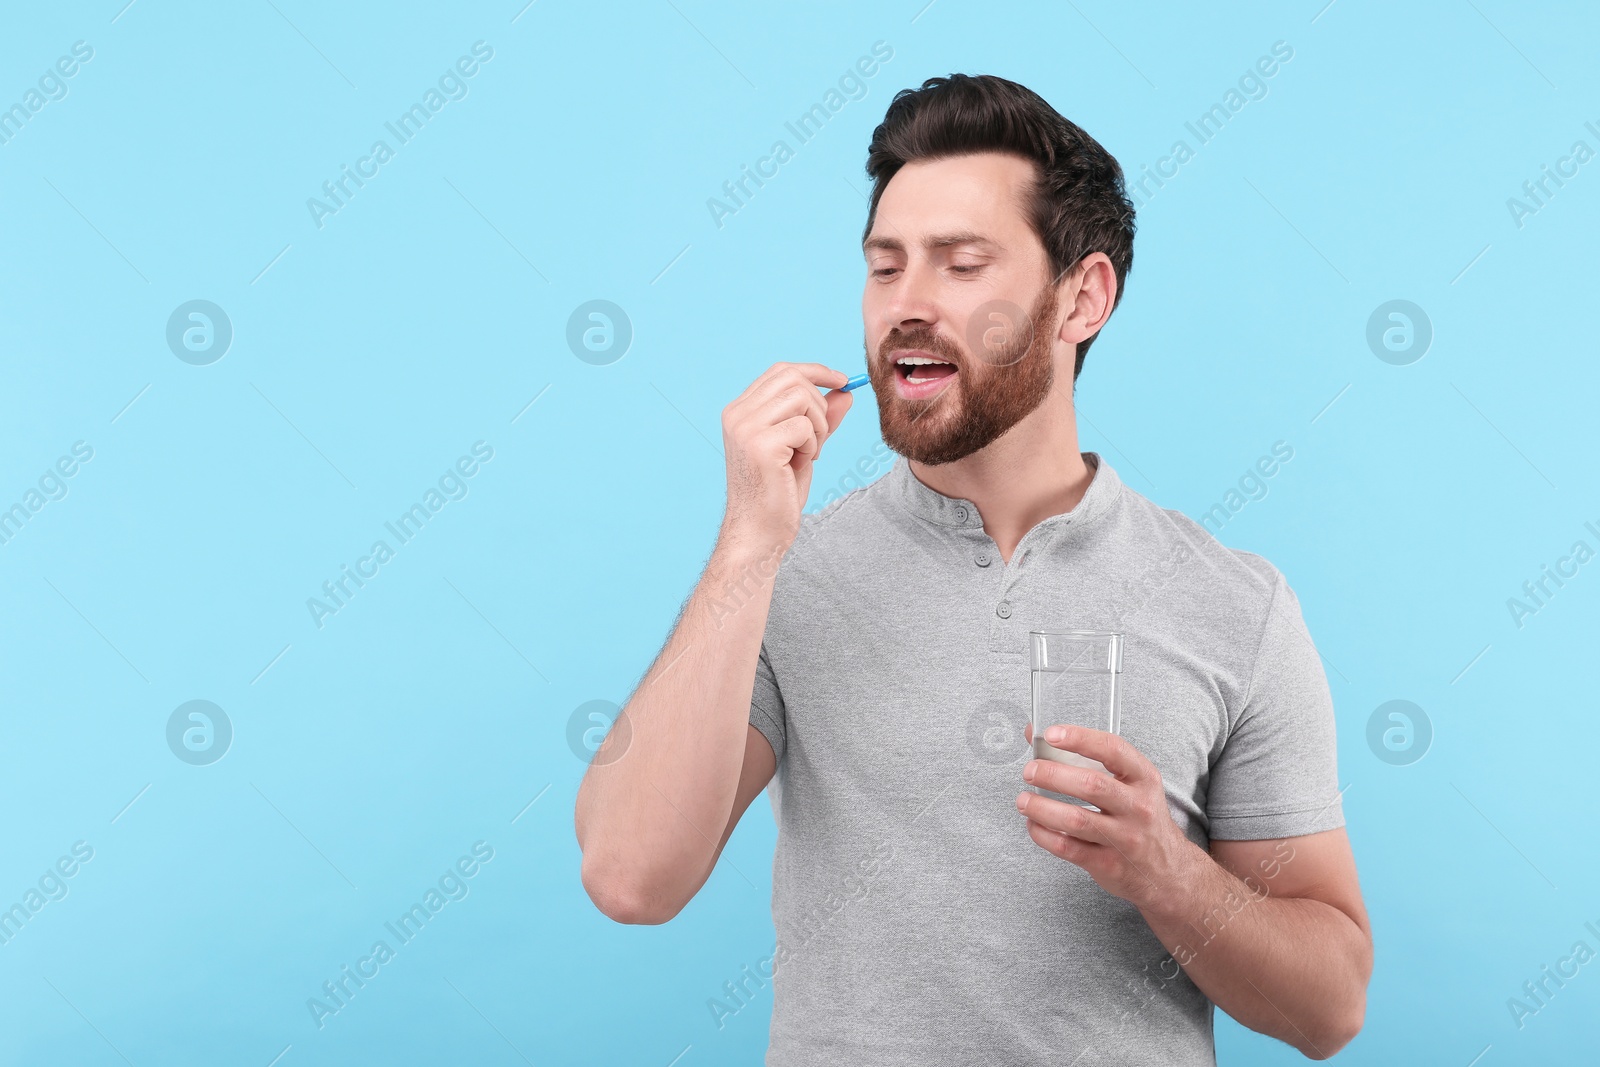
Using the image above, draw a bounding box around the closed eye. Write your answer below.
[872,265,982,278]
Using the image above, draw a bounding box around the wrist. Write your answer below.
[716,525,791,568]
[1139,836,1215,925]
[712,532,789,589]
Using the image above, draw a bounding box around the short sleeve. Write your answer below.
[749,640,787,766]
[1206,571,1345,840]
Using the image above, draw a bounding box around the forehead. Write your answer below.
[864,151,1038,253]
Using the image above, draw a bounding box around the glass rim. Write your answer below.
[1028,630,1124,673]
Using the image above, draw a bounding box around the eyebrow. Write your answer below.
[862,230,1002,255]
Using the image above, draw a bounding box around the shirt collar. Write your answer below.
[888,450,1123,533]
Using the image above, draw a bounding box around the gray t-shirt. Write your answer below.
[747,451,1344,1066]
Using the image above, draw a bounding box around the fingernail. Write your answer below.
[1048,726,1067,744]
[1022,761,1036,781]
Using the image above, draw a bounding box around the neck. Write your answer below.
[908,392,1091,564]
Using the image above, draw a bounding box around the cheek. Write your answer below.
[862,291,887,336]
[955,302,996,360]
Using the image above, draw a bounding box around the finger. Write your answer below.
[822,386,852,432]
[765,414,820,466]
[1017,791,1112,844]
[730,361,789,409]
[1026,817,1105,864]
[733,361,846,405]
[783,362,852,391]
[748,371,831,451]
[772,386,830,457]
[1040,724,1153,784]
[730,366,846,442]
[1024,758,1130,815]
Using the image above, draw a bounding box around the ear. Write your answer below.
[1056,252,1118,348]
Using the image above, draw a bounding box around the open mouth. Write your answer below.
[893,353,959,399]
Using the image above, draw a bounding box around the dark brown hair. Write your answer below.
[862,73,1136,380]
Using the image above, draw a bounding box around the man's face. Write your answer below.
[862,152,1067,466]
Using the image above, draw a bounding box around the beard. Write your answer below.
[867,280,1062,466]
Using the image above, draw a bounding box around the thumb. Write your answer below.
[823,388,853,439]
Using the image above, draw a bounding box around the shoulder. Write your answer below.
[1107,483,1288,618]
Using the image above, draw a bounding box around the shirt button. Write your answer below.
[996,601,1012,618]
[955,505,968,522]
[975,552,991,567]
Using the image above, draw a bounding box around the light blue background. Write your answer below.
[2,0,1597,1063]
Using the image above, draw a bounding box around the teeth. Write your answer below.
[896,356,952,366]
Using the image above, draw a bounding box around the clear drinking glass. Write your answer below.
[1029,630,1124,810]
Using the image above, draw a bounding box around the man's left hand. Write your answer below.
[1016,723,1204,916]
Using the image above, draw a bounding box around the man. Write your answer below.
[575,73,1371,1065]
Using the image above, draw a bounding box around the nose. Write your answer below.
[883,256,941,329]
[875,259,943,354]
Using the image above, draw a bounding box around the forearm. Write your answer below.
[575,530,781,918]
[1137,843,1370,1058]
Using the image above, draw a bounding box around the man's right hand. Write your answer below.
[578,362,850,925]
[720,362,852,555]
